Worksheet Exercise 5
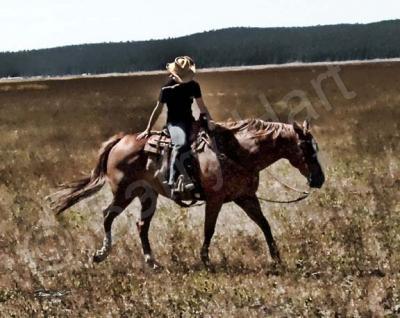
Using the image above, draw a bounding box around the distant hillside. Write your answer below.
[1,20,400,77]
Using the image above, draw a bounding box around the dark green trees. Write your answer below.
[1,20,399,77]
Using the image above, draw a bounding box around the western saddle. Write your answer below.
[143,121,209,202]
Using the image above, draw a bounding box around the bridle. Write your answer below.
[257,137,319,204]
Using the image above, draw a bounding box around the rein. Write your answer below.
[175,170,310,208]
[257,170,310,204]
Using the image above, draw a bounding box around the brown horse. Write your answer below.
[49,119,324,268]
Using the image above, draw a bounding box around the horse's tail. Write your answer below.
[48,133,125,214]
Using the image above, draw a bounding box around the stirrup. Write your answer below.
[184,182,195,191]
[174,175,195,193]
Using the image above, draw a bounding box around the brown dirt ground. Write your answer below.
[0,60,399,317]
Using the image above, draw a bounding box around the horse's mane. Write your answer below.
[217,118,295,139]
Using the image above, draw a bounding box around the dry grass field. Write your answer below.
[0,60,399,317]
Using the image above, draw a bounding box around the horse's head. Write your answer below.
[290,120,325,188]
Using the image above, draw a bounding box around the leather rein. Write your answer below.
[256,170,310,204]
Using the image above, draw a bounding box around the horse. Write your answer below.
[48,118,325,268]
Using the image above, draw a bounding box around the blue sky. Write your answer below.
[1,0,399,52]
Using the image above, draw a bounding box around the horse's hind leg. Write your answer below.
[136,188,159,269]
[234,195,281,264]
[93,192,134,263]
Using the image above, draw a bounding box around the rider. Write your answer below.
[137,56,215,190]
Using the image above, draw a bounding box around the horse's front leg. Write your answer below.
[136,189,159,269]
[93,193,134,263]
[234,195,281,264]
[201,199,223,266]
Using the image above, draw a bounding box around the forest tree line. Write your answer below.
[1,20,399,77]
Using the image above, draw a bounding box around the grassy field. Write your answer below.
[0,60,399,317]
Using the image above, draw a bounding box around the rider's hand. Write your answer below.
[137,129,151,140]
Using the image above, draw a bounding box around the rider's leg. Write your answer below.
[167,122,188,186]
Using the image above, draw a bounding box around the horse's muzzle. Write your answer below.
[309,172,325,188]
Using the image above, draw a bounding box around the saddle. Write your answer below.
[143,121,209,202]
[144,121,206,155]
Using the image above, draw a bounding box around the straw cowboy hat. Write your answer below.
[166,56,196,83]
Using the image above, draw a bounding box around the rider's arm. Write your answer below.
[196,97,216,131]
[196,97,219,156]
[196,97,213,120]
[146,101,164,131]
[137,101,164,140]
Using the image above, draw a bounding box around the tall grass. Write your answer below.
[0,62,399,316]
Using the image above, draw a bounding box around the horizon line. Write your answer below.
[2,58,400,83]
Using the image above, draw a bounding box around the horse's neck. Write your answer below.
[236,129,297,171]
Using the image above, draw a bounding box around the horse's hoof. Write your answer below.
[268,260,284,275]
[145,259,163,271]
[273,257,282,266]
[93,251,108,263]
[201,250,209,264]
[205,263,216,273]
[143,253,162,270]
[201,257,215,272]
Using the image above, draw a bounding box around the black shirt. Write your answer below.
[159,78,202,123]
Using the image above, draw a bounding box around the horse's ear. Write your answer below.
[303,120,310,134]
[293,121,304,136]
